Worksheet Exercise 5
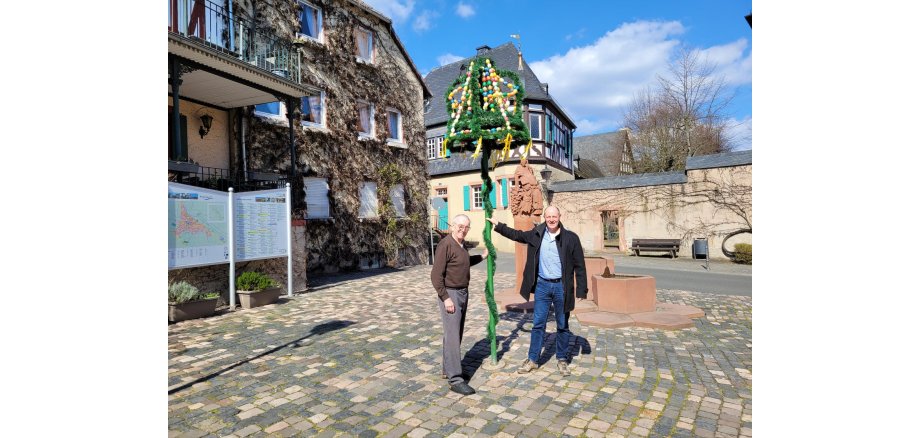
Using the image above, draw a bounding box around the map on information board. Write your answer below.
[168,182,230,269]
[233,188,289,261]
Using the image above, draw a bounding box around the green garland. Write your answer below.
[442,57,532,365]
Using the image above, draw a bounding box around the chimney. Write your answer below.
[541,83,549,93]
[476,45,491,55]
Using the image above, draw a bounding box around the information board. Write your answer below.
[233,188,289,261]
[168,182,230,269]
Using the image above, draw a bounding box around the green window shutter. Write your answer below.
[463,185,470,211]
[489,181,496,207]
[501,178,508,207]
[445,147,451,157]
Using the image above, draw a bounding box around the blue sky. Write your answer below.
[363,0,752,150]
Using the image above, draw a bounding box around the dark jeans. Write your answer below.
[529,277,570,363]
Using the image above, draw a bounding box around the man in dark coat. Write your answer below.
[487,205,587,376]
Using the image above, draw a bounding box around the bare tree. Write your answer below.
[624,49,736,172]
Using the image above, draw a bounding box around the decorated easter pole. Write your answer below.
[443,57,532,367]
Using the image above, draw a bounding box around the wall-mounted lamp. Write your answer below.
[540,165,552,182]
[199,114,214,138]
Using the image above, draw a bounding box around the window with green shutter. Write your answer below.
[463,185,470,211]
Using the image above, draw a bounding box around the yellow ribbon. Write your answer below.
[501,133,513,162]
[471,136,483,158]
[521,139,533,162]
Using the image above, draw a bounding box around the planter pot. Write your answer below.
[169,298,218,322]
[237,286,282,309]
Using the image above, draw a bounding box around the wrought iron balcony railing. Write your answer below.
[168,162,290,193]
[168,0,301,83]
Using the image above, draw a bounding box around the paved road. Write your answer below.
[472,250,752,296]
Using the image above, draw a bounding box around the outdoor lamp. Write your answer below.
[199,114,214,138]
[540,166,552,181]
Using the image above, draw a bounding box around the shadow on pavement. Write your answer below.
[459,312,529,377]
[307,267,404,292]
[168,320,355,395]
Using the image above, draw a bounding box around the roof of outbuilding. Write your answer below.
[422,42,573,127]
[550,171,687,192]
[685,150,752,170]
[573,130,629,177]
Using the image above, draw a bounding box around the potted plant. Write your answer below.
[168,281,219,322]
[236,271,282,309]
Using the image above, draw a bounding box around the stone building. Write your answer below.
[168,0,431,295]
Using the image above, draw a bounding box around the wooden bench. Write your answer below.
[630,239,681,258]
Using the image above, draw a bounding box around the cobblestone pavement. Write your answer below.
[169,266,752,437]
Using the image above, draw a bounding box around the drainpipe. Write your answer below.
[228,0,235,51]
[287,96,297,177]
[169,54,183,161]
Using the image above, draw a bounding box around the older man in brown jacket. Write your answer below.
[431,214,487,396]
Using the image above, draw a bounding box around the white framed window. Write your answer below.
[427,136,445,159]
[303,177,331,218]
[528,104,543,111]
[297,1,323,43]
[435,187,447,196]
[359,181,378,218]
[385,108,402,143]
[529,113,543,140]
[389,183,406,217]
[472,184,483,209]
[357,101,375,138]
[301,90,324,127]
[355,27,374,63]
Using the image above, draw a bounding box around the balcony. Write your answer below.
[168,0,300,83]
[168,162,289,193]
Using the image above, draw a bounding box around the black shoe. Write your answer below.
[449,382,476,396]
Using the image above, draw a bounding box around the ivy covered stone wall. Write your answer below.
[238,0,430,273]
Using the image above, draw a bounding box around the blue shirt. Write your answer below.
[538,229,562,279]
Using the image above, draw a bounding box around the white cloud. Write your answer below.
[361,0,415,23]
[437,53,464,66]
[529,20,752,138]
[696,39,752,86]
[456,2,475,18]
[726,116,752,150]
[413,10,437,32]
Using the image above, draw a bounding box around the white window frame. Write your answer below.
[426,136,445,160]
[357,100,375,139]
[385,108,403,145]
[435,187,447,196]
[472,184,483,209]
[300,90,325,128]
[355,27,374,63]
[359,181,378,218]
[389,183,407,218]
[297,1,323,44]
[529,113,543,140]
[303,177,331,219]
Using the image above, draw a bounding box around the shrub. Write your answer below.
[236,271,278,291]
[733,243,752,264]
[169,281,200,304]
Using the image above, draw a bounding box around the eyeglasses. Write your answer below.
[455,225,470,231]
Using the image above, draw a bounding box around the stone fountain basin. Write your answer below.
[593,273,657,313]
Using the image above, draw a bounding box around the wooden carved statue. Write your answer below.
[511,159,544,295]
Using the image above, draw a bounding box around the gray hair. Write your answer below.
[452,214,471,226]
